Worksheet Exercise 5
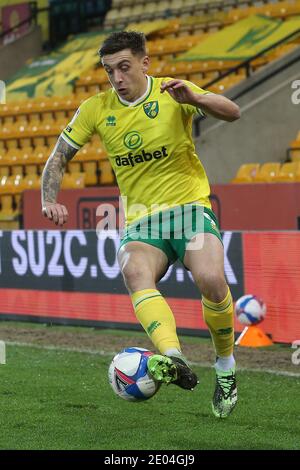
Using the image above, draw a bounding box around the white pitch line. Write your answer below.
[6,341,300,378]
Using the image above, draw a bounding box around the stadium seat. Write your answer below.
[0,150,11,177]
[104,9,118,28]
[98,160,115,185]
[34,146,50,173]
[0,175,21,219]
[20,174,41,191]
[231,163,260,183]
[170,0,184,14]
[61,172,85,189]
[289,132,300,161]
[130,4,144,21]
[252,162,281,183]
[74,146,102,185]
[273,162,300,182]
[6,148,23,176]
[22,147,39,176]
[140,2,157,21]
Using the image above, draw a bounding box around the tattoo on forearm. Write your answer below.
[41,137,78,204]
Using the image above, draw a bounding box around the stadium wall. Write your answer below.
[0,25,42,80]
[0,229,298,344]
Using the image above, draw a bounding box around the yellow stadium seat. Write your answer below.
[0,149,11,177]
[289,131,300,162]
[104,8,118,28]
[99,160,115,185]
[34,146,50,173]
[252,162,281,183]
[27,113,40,124]
[290,151,300,162]
[147,60,166,76]
[22,147,39,176]
[231,163,260,183]
[294,164,300,182]
[20,174,41,191]
[67,160,81,174]
[75,146,106,185]
[61,172,85,189]
[170,0,184,12]
[0,175,22,219]
[3,115,15,125]
[140,2,156,21]
[273,162,300,182]
[82,161,98,186]
[7,148,23,176]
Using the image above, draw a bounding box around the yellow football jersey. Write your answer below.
[62,76,212,225]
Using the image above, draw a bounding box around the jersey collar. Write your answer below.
[115,75,153,107]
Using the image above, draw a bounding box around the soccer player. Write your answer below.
[41,31,240,418]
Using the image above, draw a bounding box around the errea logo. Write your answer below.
[106,115,116,126]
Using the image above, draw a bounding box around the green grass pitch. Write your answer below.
[0,342,299,450]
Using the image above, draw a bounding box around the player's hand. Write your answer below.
[42,201,68,226]
[160,79,197,105]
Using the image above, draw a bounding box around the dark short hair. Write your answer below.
[99,31,146,58]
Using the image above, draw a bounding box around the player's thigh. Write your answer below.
[118,241,169,285]
[184,233,227,297]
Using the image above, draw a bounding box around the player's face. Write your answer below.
[102,49,149,102]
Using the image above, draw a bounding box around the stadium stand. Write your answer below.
[1,0,300,226]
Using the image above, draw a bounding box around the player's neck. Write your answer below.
[117,75,150,106]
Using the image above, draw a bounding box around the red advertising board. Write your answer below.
[24,187,120,230]
[243,232,300,344]
[0,230,298,343]
[24,183,300,231]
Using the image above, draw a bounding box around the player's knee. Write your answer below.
[121,263,153,292]
[195,272,228,303]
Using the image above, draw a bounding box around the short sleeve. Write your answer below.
[61,98,95,149]
[181,80,213,117]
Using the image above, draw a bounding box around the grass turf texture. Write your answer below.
[0,342,299,450]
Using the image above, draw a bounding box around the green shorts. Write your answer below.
[119,204,222,265]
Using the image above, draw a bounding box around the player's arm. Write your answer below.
[161,79,240,122]
[41,136,78,226]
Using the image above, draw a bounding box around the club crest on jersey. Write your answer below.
[143,101,159,119]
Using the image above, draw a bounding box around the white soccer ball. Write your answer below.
[108,347,161,401]
[235,294,267,326]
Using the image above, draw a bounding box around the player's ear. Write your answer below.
[141,55,150,73]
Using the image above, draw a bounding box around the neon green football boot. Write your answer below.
[212,367,237,418]
[147,354,199,390]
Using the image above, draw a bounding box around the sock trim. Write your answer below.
[202,298,232,313]
[133,293,162,309]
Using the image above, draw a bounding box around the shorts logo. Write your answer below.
[66,125,72,133]
[123,131,143,149]
[143,101,159,119]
